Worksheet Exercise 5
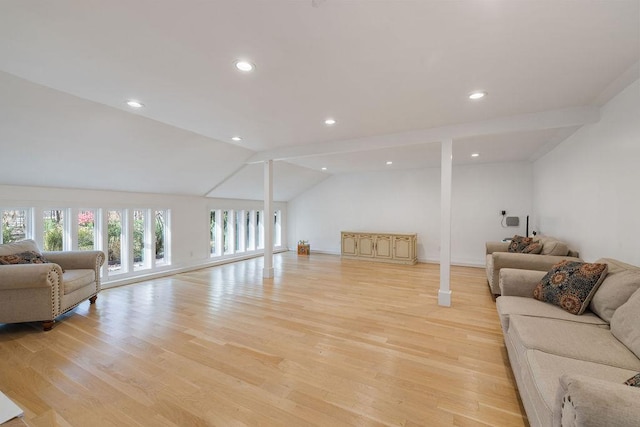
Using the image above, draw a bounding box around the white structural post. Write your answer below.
[263,160,274,278]
[438,138,453,307]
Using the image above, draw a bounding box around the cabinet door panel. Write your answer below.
[393,236,412,260]
[342,234,357,255]
[358,235,374,257]
[375,236,392,258]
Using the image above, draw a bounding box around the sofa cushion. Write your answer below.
[538,236,570,256]
[508,315,640,371]
[611,288,640,360]
[0,239,41,256]
[0,251,50,265]
[533,260,608,315]
[590,258,640,323]
[496,296,608,333]
[62,269,96,294]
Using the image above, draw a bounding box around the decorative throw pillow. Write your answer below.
[625,373,640,387]
[521,242,543,254]
[0,251,51,265]
[508,235,534,253]
[533,260,608,315]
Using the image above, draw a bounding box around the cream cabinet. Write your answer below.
[340,231,417,265]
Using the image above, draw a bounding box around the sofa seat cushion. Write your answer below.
[520,350,638,427]
[62,269,96,294]
[508,315,640,371]
[496,296,608,333]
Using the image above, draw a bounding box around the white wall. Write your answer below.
[0,185,287,281]
[287,161,532,266]
[533,79,640,264]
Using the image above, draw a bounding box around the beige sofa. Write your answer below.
[496,259,640,427]
[486,235,581,296]
[0,239,105,330]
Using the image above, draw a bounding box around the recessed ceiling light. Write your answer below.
[469,91,487,100]
[126,100,144,108]
[321,167,327,171]
[324,118,336,126]
[471,153,480,157]
[234,60,255,72]
[386,161,393,165]
[231,136,242,142]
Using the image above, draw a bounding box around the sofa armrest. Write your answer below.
[486,241,510,255]
[492,251,581,272]
[499,268,546,297]
[558,374,640,427]
[0,263,63,290]
[43,250,105,272]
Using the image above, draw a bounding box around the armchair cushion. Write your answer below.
[590,258,640,323]
[508,235,534,253]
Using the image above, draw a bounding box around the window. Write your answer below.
[274,210,282,247]
[246,210,255,251]
[235,210,245,253]
[77,209,96,250]
[256,210,264,249]
[223,210,233,255]
[107,210,124,274]
[133,209,147,271]
[155,210,168,265]
[210,210,219,257]
[1,209,30,244]
[43,209,65,251]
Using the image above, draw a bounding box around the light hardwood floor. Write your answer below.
[0,253,527,426]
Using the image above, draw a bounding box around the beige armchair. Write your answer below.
[0,239,105,330]
[485,236,581,296]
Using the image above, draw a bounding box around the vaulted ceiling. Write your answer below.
[0,1,638,201]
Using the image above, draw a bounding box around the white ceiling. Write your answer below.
[0,1,638,200]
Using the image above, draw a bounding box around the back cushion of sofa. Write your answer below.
[0,239,41,256]
[590,258,640,323]
[541,240,570,256]
[611,288,640,359]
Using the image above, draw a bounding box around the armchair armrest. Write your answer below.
[43,250,105,272]
[558,374,640,427]
[0,263,63,290]
[486,241,510,254]
[499,268,546,297]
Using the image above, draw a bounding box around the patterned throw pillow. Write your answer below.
[0,251,51,265]
[533,260,608,315]
[508,235,534,253]
[625,373,640,387]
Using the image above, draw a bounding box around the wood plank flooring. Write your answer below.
[0,253,527,426]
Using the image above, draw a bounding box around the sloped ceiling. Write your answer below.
[0,1,638,200]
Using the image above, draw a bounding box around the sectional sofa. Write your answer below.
[496,258,640,427]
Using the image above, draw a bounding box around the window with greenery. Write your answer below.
[133,209,146,271]
[1,209,29,244]
[223,210,232,255]
[155,210,167,265]
[210,210,218,256]
[43,209,65,251]
[77,209,96,250]
[235,210,245,253]
[107,210,123,274]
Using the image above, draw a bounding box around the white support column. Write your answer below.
[438,138,453,307]
[263,160,274,278]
